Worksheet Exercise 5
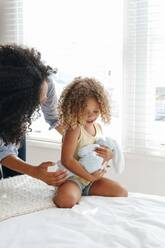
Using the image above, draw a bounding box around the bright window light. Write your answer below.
[23,0,123,142]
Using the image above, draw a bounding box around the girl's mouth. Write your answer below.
[86,120,95,123]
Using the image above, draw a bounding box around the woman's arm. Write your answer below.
[61,127,98,182]
[41,76,60,130]
[1,155,68,186]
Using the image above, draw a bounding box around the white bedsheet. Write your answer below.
[0,176,165,248]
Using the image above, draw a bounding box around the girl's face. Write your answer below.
[83,97,100,124]
[40,80,48,104]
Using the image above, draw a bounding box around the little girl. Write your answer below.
[54,77,128,208]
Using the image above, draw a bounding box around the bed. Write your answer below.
[0,175,165,248]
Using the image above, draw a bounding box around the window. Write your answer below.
[23,0,124,142]
[0,0,23,44]
[123,0,165,157]
[2,0,164,158]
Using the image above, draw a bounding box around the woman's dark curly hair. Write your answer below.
[0,44,55,144]
[58,77,111,129]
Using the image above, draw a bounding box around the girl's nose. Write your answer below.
[88,112,93,117]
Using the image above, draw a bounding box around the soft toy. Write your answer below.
[78,137,125,174]
[54,137,125,175]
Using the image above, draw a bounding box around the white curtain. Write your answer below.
[123,0,165,157]
[0,0,23,44]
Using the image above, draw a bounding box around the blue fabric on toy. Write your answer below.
[78,137,125,174]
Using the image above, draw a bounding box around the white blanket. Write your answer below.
[0,175,165,248]
[0,175,55,221]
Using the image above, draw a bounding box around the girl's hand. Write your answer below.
[95,146,113,162]
[34,162,68,186]
[91,168,106,182]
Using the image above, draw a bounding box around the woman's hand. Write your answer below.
[95,146,113,163]
[34,162,68,186]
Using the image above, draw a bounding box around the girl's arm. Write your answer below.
[61,127,96,182]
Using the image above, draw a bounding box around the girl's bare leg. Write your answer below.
[89,177,128,197]
[53,180,81,208]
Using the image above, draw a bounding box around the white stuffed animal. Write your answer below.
[78,137,125,174]
[53,137,125,175]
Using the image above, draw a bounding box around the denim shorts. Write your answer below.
[68,176,93,196]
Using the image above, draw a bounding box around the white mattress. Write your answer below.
[0,175,165,248]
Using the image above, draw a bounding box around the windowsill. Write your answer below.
[124,150,165,160]
[27,138,61,149]
[26,129,62,149]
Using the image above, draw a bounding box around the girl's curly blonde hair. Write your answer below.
[58,77,111,129]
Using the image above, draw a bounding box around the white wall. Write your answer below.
[109,153,165,196]
[27,140,165,196]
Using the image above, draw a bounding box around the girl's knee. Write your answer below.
[117,187,128,197]
[121,188,128,197]
[53,181,81,208]
[53,194,79,208]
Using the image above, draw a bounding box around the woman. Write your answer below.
[0,44,68,186]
